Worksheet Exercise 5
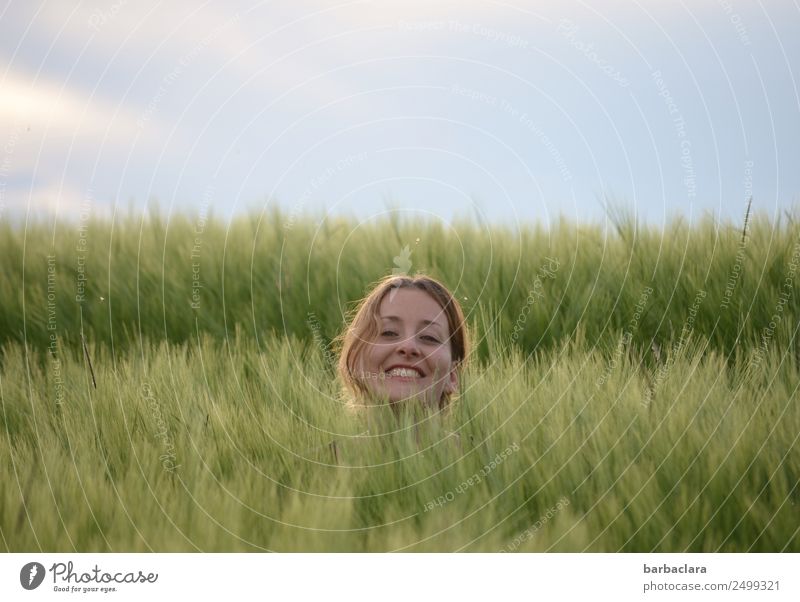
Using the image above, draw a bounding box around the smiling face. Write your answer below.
[360,287,458,406]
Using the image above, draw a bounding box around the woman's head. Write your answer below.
[337,275,469,409]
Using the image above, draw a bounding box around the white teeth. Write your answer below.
[386,367,422,378]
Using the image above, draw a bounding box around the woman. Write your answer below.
[336,274,469,411]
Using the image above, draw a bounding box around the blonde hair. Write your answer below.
[335,275,469,410]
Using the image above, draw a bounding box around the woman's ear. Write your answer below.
[444,366,459,396]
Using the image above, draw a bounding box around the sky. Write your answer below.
[1,0,799,227]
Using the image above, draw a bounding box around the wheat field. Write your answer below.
[1,208,798,551]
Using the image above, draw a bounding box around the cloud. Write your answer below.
[0,181,112,221]
[9,1,362,111]
[0,66,153,174]
[0,61,163,217]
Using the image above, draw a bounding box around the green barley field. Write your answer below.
[1,207,799,551]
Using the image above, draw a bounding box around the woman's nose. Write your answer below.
[396,335,421,356]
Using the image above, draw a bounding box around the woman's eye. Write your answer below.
[421,335,440,343]
[381,330,397,337]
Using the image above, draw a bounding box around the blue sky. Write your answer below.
[1,0,798,226]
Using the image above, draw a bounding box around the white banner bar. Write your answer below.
[2,553,796,601]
